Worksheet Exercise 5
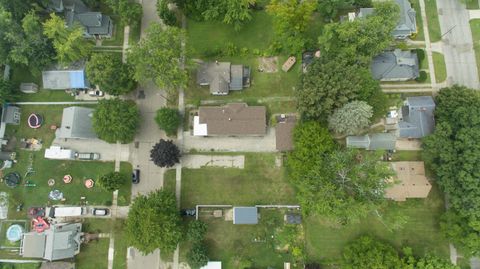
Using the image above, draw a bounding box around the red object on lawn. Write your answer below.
[32,217,49,233]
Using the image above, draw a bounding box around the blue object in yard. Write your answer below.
[6,224,24,242]
[69,70,87,88]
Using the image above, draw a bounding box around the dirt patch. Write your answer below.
[258,57,278,73]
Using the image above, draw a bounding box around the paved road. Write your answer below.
[437,0,480,89]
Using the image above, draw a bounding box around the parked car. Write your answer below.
[92,208,109,216]
[181,208,196,217]
[88,89,104,97]
[132,169,140,184]
[75,152,100,160]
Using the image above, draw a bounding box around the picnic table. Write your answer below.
[282,56,296,72]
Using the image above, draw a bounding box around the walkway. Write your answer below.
[419,0,438,89]
[437,0,480,89]
[122,25,131,63]
[12,101,98,105]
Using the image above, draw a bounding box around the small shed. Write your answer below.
[20,83,39,93]
[233,207,258,225]
[284,213,302,224]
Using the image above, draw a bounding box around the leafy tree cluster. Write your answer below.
[157,0,177,26]
[126,190,182,254]
[186,221,209,269]
[104,0,143,27]
[86,53,136,96]
[343,236,460,269]
[128,23,187,93]
[175,0,256,31]
[155,108,181,136]
[328,101,373,135]
[297,57,387,122]
[0,79,18,103]
[92,99,140,143]
[150,139,181,168]
[98,172,126,192]
[266,0,317,54]
[423,86,480,256]
[318,0,372,21]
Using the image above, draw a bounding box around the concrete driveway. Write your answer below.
[182,128,277,152]
[52,138,130,162]
[437,0,480,89]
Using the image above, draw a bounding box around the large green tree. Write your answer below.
[423,85,480,256]
[126,190,182,254]
[104,0,143,27]
[43,13,92,65]
[343,236,402,269]
[0,79,17,103]
[86,53,136,96]
[128,24,187,92]
[155,108,181,136]
[92,99,140,143]
[98,172,126,192]
[328,101,373,135]
[266,0,317,53]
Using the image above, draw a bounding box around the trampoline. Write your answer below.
[4,172,21,188]
[27,114,43,129]
[6,224,24,242]
[48,189,64,201]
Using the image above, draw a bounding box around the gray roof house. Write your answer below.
[21,222,83,261]
[346,133,396,150]
[0,104,21,145]
[56,107,97,139]
[357,0,416,39]
[233,207,258,225]
[371,49,419,81]
[197,62,251,95]
[42,67,90,90]
[398,96,435,138]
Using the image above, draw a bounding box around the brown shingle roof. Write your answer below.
[198,103,266,136]
[385,161,432,201]
[275,115,296,151]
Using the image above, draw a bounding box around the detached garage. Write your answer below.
[233,207,258,225]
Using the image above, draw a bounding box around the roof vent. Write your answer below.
[228,118,231,121]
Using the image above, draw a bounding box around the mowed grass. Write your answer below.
[425,0,442,42]
[470,19,480,80]
[411,0,425,41]
[465,0,480,9]
[432,52,447,82]
[76,239,110,269]
[305,185,450,267]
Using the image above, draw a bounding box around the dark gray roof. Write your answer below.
[196,62,249,94]
[230,65,243,90]
[1,105,20,125]
[346,133,396,150]
[233,207,258,224]
[64,0,113,37]
[56,107,97,139]
[371,49,419,81]
[398,96,435,138]
[285,213,302,224]
[394,0,417,38]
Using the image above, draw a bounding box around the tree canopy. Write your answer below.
[86,53,136,96]
[157,0,177,26]
[423,85,480,256]
[328,101,373,135]
[98,172,126,192]
[128,24,187,92]
[104,0,143,27]
[126,190,182,254]
[155,108,181,136]
[150,139,181,168]
[43,13,92,65]
[0,79,18,103]
[92,99,140,144]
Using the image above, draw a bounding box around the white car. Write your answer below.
[88,89,104,97]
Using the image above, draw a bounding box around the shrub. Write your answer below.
[415,70,428,82]
[155,108,181,136]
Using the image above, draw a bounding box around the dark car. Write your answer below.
[181,208,196,217]
[92,208,109,216]
[132,169,140,184]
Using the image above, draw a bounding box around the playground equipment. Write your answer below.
[24,180,36,187]
[24,154,35,178]
[4,172,21,188]
[48,189,64,201]
[32,217,49,233]
[48,178,55,186]
[6,224,24,242]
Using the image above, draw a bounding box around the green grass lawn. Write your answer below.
[101,17,125,47]
[76,238,109,269]
[113,219,128,269]
[305,185,450,267]
[411,0,425,41]
[391,151,423,161]
[432,52,447,83]
[425,0,442,42]
[0,263,41,269]
[470,19,480,81]
[465,0,480,9]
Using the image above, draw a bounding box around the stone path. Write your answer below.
[181,155,245,169]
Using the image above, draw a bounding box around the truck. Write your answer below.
[46,206,86,218]
[75,152,100,160]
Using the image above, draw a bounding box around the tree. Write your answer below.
[328,101,373,135]
[0,79,17,103]
[104,0,143,27]
[343,236,403,268]
[187,243,209,269]
[92,99,140,143]
[155,108,181,136]
[318,0,372,21]
[98,172,126,192]
[86,53,136,96]
[186,220,207,242]
[157,0,177,26]
[266,0,317,53]
[423,85,480,256]
[150,139,180,168]
[319,2,399,65]
[43,13,92,65]
[297,58,385,121]
[126,190,182,254]
[128,24,187,92]
[221,0,256,31]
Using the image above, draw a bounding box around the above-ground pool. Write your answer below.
[6,224,24,242]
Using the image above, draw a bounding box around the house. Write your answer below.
[398,96,435,138]
[275,115,296,151]
[233,207,258,225]
[193,103,266,136]
[371,49,419,81]
[357,0,417,39]
[42,67,90,90]
[346,133,396,151]
[56,107,97,139]
[385,161,432,201]
[21,222,84,261]
[200,262,222,269]
[50,0,113,38]
[0,104,21,145]
[196,62,251,95]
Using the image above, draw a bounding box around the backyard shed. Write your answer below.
[346,133,396,151]
[385,161,432,201]
[56,107,97,139]
[233,207,258,225]
[20,83,39,93]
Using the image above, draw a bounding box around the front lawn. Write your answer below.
[425,0,442,42]
[470,19,480,80]
[432,52,447,83]
[411,0,425,41]
[76,238,109,269]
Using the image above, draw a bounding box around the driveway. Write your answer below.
[52,138,130,162]
[182,128,277,152]
[437,0,480,89]
[127,248,160,269]
[395,139,422,150]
